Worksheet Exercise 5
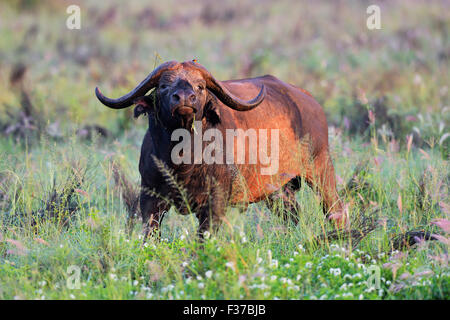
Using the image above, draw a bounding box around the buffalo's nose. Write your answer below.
[171,90,196,106]
[171,93,181,103]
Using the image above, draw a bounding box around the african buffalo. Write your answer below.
[95,60,346,239]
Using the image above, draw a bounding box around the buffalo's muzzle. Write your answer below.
[172,106,196,116]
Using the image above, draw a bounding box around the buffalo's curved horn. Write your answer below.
[95,61,180,109]
[189,61,265,111]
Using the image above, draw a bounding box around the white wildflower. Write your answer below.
[329,268,341,276]
[271,259,278,268]
[225,261,235,271]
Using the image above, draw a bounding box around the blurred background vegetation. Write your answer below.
[0,0,448,156]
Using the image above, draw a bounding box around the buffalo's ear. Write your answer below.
[133,95,154,118]
[203,95,221,125]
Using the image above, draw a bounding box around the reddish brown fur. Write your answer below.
[96,60,346,239]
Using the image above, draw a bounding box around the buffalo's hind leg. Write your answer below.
[307,151,348,228]
[140,186,169,241]
[266,177,302,225]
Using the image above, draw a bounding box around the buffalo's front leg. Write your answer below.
[196,207,223,240]
[196,184,227,240]
[140,188,169,240]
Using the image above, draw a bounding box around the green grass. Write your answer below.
[0,0,449,300]
[0,134,448,300]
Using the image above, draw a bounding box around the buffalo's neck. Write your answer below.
[146,117,172,162]
[148,119,229,206]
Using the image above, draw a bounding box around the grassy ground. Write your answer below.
[0,0,449,299]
